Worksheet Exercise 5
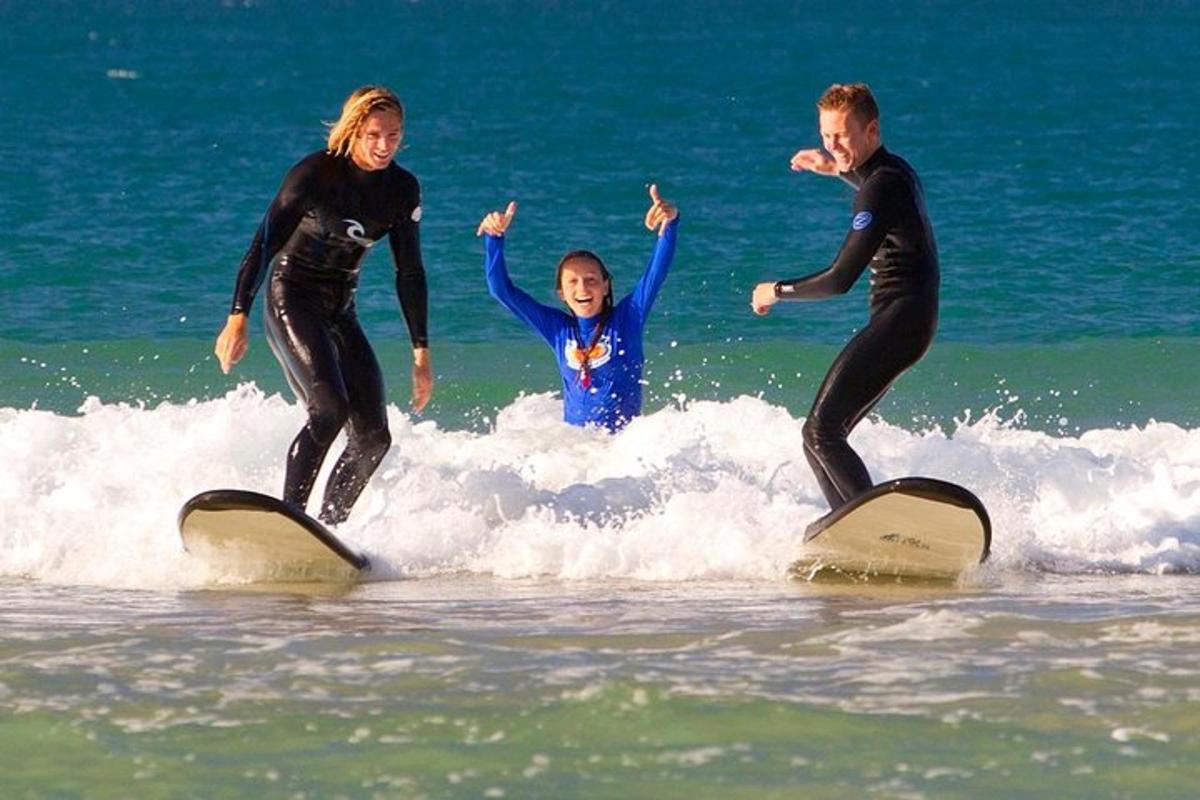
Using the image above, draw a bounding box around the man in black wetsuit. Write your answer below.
[751,83,939,513]
[214,86,431,525]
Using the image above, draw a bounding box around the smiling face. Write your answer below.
[818,107,880,173]
[557,256,611,319]
[351,109,403,171]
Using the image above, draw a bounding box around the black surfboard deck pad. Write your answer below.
[791,477,991,581]
[179,489,370,582]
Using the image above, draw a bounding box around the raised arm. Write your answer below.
[791,147,860,189]
[477,202,568,348]
[626,184,679,324]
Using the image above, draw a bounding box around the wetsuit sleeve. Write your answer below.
[775,172,897,300]
[229,159,315,315]
[483,234,565,349]
[626,217,679,326]
[388,184,429,349]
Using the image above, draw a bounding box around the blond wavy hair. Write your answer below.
[326,86,405,158]
[816,83,879,125]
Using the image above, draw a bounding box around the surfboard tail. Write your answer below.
[179,489,370,582]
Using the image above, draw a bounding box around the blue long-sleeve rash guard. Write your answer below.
[483,218,679,431]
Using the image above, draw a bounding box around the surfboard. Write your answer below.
[791,477,991,581]
[178,489,369,582]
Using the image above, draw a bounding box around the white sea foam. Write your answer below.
[1,384,1198,588]
[816,610,984,645]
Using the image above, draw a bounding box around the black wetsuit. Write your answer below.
[774,146,939,510]
[230,150,428,524]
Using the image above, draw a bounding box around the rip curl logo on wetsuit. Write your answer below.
[565,337,613,372]
[852,211,874,231]
[343,219,380,247]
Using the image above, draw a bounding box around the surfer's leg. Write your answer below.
[803,303,933,510]
[802,357,875,510]
[264,280,351,510]
[318,317,391,525]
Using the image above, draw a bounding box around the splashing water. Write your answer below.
[2,384,1197,589]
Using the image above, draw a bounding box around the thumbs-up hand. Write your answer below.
[643,183,678,236]
[476,201,518,237]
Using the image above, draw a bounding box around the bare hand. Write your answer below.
[411,348,432,412]
[476,201,517,237]
[643,183,678,236]
[214,313,249,373]
[790,148,839,176]
[751,282,778,316]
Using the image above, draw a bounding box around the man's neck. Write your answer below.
[854,141,884,172]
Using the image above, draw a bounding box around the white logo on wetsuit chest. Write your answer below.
[343,219,380,247]
[852,211,873,231]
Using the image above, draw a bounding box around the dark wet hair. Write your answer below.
[555,249,614,314]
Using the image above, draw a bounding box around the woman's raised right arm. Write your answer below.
[477,202,565,348]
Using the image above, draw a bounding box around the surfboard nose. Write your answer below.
[795,477,991,580]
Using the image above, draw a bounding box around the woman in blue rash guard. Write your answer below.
[475,186,679,432]
[213,86,432,525]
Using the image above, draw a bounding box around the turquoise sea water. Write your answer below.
[2,1,1200,796]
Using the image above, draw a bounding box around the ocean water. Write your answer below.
[2,0,1200,796]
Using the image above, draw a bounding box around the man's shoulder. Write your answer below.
[863,153,920,197]
[275,150,337,199]
[387,163,421,193]
[382,164,420,218]
[294,149,340,175]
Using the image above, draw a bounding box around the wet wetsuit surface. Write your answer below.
[229,150,427,523]
[775,146,939,510]
[483,218,678,432]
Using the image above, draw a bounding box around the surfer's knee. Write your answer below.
[355,425,391,460]
[802,415,841,452]
[306,385,350,445]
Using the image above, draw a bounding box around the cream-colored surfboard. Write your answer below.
[792,478,991,581]
[179,490,369,582]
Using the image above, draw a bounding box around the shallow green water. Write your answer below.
[4,335,1196,434]
[4,576,1199,798]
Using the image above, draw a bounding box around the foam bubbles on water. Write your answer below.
[1,387,1198,588]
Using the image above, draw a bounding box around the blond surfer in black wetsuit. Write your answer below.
[213,86,432,525]
[751,83,939,512]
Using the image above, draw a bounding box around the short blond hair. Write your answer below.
[816,83,879,125]
[326,86,404,157]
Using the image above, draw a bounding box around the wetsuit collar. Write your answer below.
[345,155,387,183]
[851,144,888,182]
